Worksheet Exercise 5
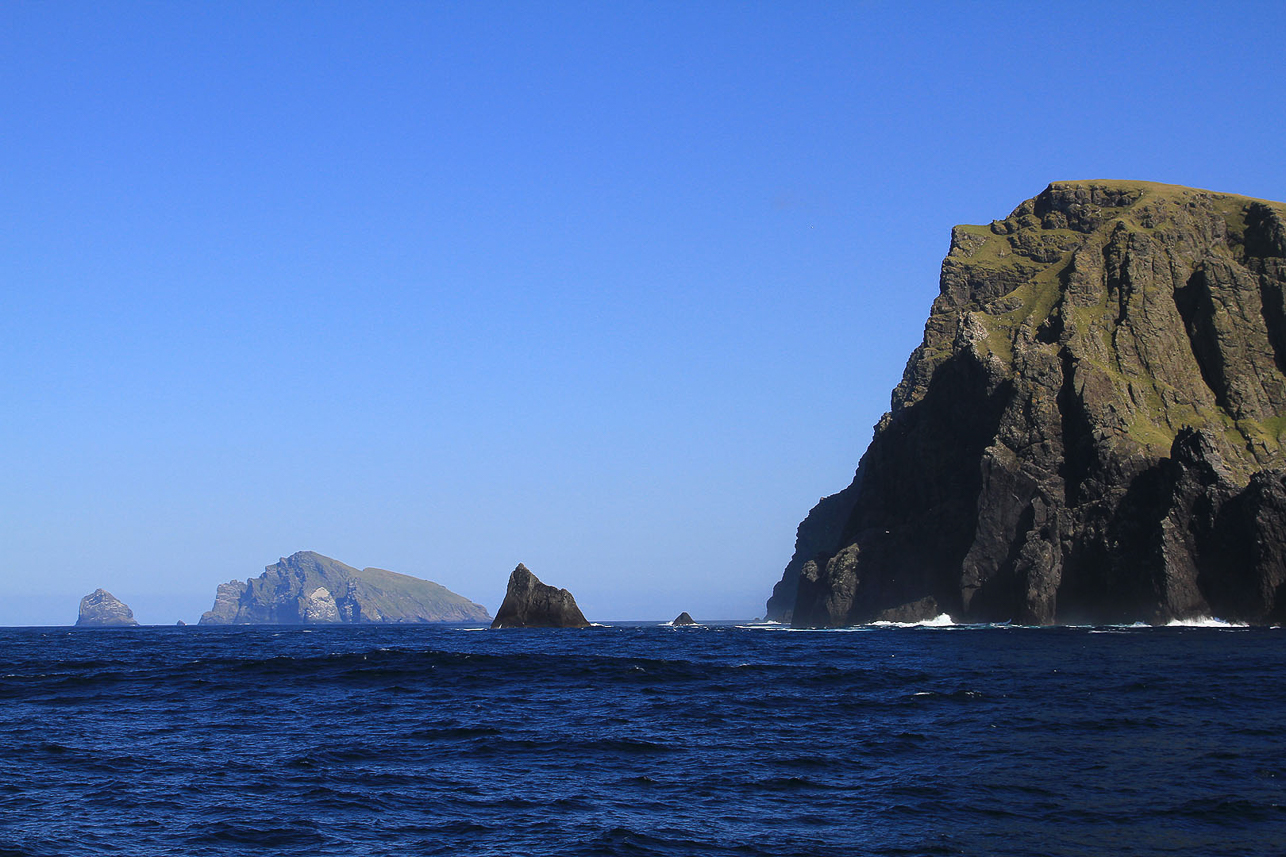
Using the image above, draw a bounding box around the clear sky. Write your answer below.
[3,2,1286,624]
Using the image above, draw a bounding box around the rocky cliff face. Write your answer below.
[76,589,138,627]
[199,551,491,625]
[768,181,1286,627]
[491,564,589,628]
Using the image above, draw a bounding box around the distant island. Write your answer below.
[76,589,138,627]
[199,550,490,625]
[768,181,1286,627]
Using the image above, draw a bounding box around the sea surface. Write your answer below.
[0,622,1283,856]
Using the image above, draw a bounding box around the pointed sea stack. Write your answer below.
[491,564,590,628]
[768,181,1286,628]
[672,612,696,625]
[76,589,139,627]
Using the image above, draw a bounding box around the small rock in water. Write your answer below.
[491,564,589,628]
[672,612,696,625]
[76,589,139,627]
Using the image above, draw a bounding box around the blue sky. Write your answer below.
[3,2,1285,624]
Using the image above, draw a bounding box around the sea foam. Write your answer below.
[1164,616,1249,628]
[869,613,955,628]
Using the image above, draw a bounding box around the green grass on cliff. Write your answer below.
[1235,414,1286,448]
[1051,178,1286,207]
[958,181,1286,276]
[932,181,1286,469]
[981,261,1069,364]
[354,565,490,621]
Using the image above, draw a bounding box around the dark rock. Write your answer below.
[491,564,589,628]
[198,551,491,625]
[176,620,186,626]
[672,612,696,625]
[76,589,138,627]
[769,181,1286,627]
[766,482,859,622]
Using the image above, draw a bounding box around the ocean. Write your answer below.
[0,622,1282,856]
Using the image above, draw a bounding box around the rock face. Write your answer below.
[768,181,1286,627]
[76,589,139,627]
[491,564,590,628]
[672,612,696,625]
[199,551,491,625]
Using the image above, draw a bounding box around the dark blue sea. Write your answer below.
[1,622,1283,856]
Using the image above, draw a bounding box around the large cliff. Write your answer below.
[768,181,1286,627]
[199,551,491,625]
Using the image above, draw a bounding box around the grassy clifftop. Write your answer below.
[900,180,1286,477]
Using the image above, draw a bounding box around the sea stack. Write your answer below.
[768,181,1286,627]
[76,589,139,627]
[491,564,590,628]
[672,612,696,625]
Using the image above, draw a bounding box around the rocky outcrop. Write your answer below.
[769,181,1286,626]
[490,564,589,628]
[205,580,247,622]
[672,612,696,626]
[76,589,138,627]
[199,551,491,625]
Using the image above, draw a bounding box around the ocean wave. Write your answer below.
[1165,616,1249,628]
[739,617,1007,631]
[869,613,956,628]
[1085,617,1251,630]
[4,624,1285,856]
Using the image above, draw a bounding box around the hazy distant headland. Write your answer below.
[198,550,490,625]
[769,181,1286,628]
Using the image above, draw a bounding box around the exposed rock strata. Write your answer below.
[199,551,490,625]
[491,564,589,628]
[768,181,1286,626]
[76,589,138,627]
